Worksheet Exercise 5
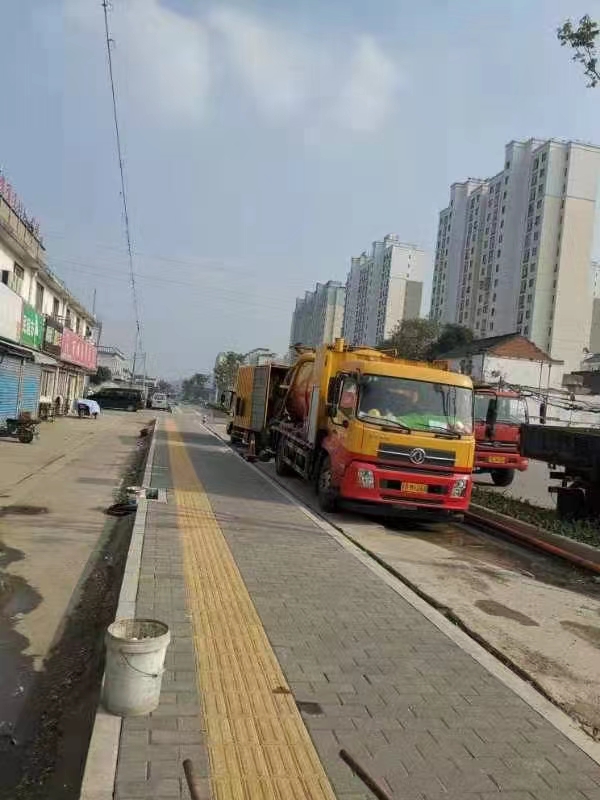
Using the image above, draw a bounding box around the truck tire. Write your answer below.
[317,456,338,512]
[490,469,515,487]
[275,438,294,477]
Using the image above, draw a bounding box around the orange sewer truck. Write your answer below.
[231,339,476,520]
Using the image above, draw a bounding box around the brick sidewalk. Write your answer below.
[114,417,600,800]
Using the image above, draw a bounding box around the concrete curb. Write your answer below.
[79,420,159,800]
[467,502,600,573]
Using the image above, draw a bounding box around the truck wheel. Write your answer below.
[275,438,294,477]
[491,469,515,487]
[317,456,338,512]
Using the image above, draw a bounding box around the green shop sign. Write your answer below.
[21,303,44,349]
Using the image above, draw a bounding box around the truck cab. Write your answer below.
[473,386,529,486]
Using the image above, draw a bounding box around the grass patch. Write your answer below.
[472,486,600,549]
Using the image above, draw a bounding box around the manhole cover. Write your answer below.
[0,505,49,516]
[295,701,323,716]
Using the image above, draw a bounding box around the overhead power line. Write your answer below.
[101,0,143,365]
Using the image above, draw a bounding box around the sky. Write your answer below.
[1,0,600,378]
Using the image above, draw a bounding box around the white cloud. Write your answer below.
[208,7,316,121]
[62,0,401,134]
[64,0,210,125]
[209,6,401,134]
[334,36,401,133]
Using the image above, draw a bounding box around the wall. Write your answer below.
[447,352,561,391]
[589,298,600,353]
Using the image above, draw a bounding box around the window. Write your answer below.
[14,263,24,292]
[537,199,542,209]
[65,309,72,329]
[52,298,60,317]
[337,376,358,420]
[35,282,44,312]
[541,152,547,162]
[75,317,81,335]
[494,279,498,287]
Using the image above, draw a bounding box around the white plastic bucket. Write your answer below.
[103,618,171,716]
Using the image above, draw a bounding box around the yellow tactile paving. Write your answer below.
[165,419,337,800]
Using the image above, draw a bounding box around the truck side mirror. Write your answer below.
[326,376,339,418]
[485,397,497,438]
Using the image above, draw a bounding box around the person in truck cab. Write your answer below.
[361,380,419,421]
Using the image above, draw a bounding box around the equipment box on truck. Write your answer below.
[228,362,289,452]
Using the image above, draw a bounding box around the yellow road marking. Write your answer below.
[165,420,337,800]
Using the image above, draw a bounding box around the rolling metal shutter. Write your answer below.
[19,361,41,414]
[0,355,21,421]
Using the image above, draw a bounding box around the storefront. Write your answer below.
[0,282,38,421]
[0,339,39,421]
[58,328,97,413]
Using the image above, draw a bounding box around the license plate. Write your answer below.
[489,456,506,464]
[402,482,427,494]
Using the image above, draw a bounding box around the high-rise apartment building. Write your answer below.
[289,280,346,348]
[431,139,600,373]
[343,234,425,346]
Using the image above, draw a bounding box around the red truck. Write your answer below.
[473,385,529,486]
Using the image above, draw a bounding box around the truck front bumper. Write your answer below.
[339,460,472,514]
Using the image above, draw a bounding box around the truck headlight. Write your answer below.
[357,468,375,489]
[450,476,469,497]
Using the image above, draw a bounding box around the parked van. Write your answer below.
[150,392,171,411]
[90,387,144,412]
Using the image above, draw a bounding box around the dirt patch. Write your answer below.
[475,599,539,627]
[0,506,49,517]
[561,619,600,649]
[0,424,153,800]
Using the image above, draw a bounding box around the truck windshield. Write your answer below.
[358,375,473,435]
[474,394,527,424]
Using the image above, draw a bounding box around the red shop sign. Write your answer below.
[60,328,98,371]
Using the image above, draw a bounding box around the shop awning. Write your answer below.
[0,337,35,361]
[34,351,60,367]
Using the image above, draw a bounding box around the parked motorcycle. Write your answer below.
[0,416,39,444]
